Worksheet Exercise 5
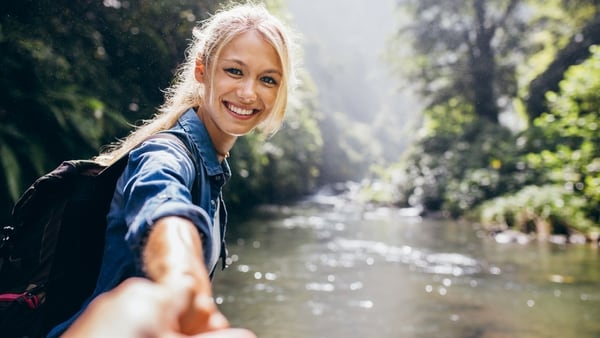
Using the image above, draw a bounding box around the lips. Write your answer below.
[225,101,258,117]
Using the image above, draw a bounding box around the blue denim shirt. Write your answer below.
[47,108,230,337]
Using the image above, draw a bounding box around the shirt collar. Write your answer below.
[178,108,231,179]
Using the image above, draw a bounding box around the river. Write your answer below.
[213,192,600,338]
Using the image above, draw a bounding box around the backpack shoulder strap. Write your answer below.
[148,132,197,165]
[129,132,200,199]
[97,132,197,178]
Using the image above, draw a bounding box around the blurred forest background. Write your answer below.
[1,0,599,241]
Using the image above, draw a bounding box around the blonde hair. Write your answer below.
[95,1,298,165]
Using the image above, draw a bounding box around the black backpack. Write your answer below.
[0,133,192,338]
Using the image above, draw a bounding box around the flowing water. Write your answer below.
[213,193,600,338]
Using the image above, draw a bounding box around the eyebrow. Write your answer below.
[223,58,282,76]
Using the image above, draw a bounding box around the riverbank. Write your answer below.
[316,180,600,247]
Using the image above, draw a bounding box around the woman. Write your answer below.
[48,2,298,337]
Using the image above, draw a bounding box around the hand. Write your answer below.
[62,278,256,338]
[160,272,230,335]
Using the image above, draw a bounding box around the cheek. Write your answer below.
[261,88,280,109]
[211,72,236,96]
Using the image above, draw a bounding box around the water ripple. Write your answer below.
[326,238,486,276]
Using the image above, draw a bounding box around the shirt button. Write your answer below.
[211,200,216,206]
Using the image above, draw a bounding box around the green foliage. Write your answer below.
[475,45,600,236]
[390,45,600,235]
[521,1,600,121]
[376,0,600,239]
[520,0,599,84]
[523,45,600,223]
[478,185,595,234]
[391,104,530,215]
[0,0,218,214]
[420,97,476,137]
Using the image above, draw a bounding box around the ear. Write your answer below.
[194,58,206,83]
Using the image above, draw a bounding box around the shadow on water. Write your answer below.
[214,192,600,338]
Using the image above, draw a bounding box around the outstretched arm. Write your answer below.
[143,216,227,335]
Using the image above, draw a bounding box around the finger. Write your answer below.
[193,328,258,338]
[193,294,229,329]
[207,310,230,331]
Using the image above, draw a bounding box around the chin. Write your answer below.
[224,126,256,137]
[224,120,264,137]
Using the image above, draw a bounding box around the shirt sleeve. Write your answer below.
[119,137,212,259]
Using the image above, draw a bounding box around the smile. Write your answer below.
[225,101,258,116]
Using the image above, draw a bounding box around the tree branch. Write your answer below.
[525,14,600,121]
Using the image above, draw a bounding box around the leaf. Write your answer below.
[0,142,22,202]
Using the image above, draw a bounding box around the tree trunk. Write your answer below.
[470,22,499,123]
[468,0,519,124]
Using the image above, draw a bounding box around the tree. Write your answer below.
[524,1,600,121]
[527,45,600,224]
[390,0,526,124]
[479,46,600,235]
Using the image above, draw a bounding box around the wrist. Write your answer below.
[143,216,207,281]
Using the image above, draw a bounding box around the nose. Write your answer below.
[237,79,257,103]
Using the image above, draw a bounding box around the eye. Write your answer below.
[224,68,243,76]
[261,76,278,86]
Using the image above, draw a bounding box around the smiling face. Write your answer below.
[196,29,283,149]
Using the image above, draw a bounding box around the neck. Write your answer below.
[195,106,237,162]
[214,138,236,162]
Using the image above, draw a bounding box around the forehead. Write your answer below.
[219,30,282,72]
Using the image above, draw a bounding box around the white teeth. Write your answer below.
[227,103,253,115]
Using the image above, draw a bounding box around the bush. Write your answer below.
[477,185,596,236]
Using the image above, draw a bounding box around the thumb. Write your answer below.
[159,274,198,317]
